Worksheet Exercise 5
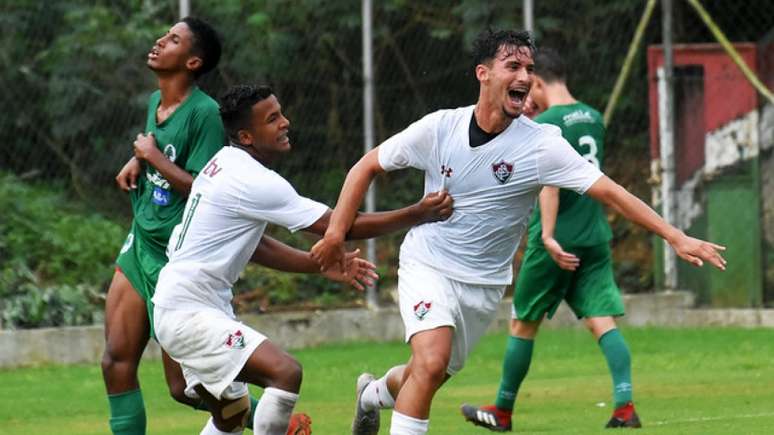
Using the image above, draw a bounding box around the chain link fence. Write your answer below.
[1,0,772,325]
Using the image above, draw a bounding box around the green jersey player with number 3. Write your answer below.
[461,48,641,431]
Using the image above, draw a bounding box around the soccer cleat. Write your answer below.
[605,402,642,429]
[287,412,312,435]
[460,404,512,432]
[351,373,380,435]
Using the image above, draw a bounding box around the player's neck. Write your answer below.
[231,141,274,166]
[545,84,576,107]
[473,102,512,134]
[157,73,195,109]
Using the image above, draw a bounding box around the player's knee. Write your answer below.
[512,319,539,339]
[101,347,134,377]
[281,358,303,391]
[413,354,449,387]
[269,356,303,392]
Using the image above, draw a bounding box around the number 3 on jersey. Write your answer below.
[578,135,600,169]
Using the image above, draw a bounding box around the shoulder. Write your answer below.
[519,115,562,138]
[191,89,221,117]
[148,90,161,105]
[422,106,472,127]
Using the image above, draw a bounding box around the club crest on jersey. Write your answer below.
[413,300,432,320]
[492,160,514,184]
[225,330,246,349]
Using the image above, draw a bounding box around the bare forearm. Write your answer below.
[539,187,559,241]
[589,177,682,244]
[250,235,318,273]
[326,152,381,241]
[146,154,194,196]
[347,207,421,239]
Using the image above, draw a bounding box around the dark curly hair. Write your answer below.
[534,47,566,83]
[182,16,221,79]
[472,29,536,67]
[219,85,274,142]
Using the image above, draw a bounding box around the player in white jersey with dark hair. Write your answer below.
[152,84,453,435]
[311,29,726,435]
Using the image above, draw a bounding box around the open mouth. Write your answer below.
[508,89,527,104]
[148,47,160,59]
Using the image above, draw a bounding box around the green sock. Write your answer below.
[108,389,146,435]
[494,336,534,411]
[245,396,259,429]
[598,328,633,408]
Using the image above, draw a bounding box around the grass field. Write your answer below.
[1,327,773,434]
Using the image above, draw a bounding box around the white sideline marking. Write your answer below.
[652,412,774,426]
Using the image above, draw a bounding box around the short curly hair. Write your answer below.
[534,47,566,83]
[182,16,221,79]
[219,84,274,142]
[472,28,536,67]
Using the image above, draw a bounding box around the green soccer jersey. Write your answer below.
[526,102,612,248]
[131,87,224,253]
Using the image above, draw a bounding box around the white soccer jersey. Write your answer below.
[152,146,328,312]
[378,105,603,285]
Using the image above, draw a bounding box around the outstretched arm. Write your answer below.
[303,190,453,239]
[539,187,580,271]
[585,176,726,269]
[250,235,378,290]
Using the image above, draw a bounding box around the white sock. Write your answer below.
[252,387,299,435]
[390,410,429,435]
[361,368,398,411]
[199,417,243,435]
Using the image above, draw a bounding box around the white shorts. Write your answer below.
[154,306,267,400]
[397,260,505,375]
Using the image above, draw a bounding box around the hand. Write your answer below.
[415,190,454,223]
[115,157,141,191]
[543,237,580,271]
[670,233,727,270]
[133,132,160,162]
[310,233,347,272]
[320,248,379,291]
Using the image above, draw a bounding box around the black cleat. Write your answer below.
[605,402,642,428]
[461,404,512,432]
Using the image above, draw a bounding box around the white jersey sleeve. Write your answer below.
[536,133,603,194]
[377,111,441,172]
[239,170,328,232]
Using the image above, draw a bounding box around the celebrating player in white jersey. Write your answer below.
[152,84,453,435]
[311,29,726,435]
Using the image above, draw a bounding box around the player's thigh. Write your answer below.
[447,283,504,375]
[408,326,454,380]
[565,244,624,319]
[513,247,572,321]
[237,340,301,392]
[397,260,457,343]
[155,307,268,398]
[103,268,149,361]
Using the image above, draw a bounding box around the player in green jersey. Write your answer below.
[461,48,641,430]
[101,17,249,435]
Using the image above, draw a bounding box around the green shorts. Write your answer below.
[115,220,168,338]
[512,242,623,321]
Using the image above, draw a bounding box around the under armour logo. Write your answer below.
[440,165,453,178]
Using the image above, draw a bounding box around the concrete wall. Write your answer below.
[2,291,774,369]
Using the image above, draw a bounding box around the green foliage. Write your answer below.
[0,174,124,328]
